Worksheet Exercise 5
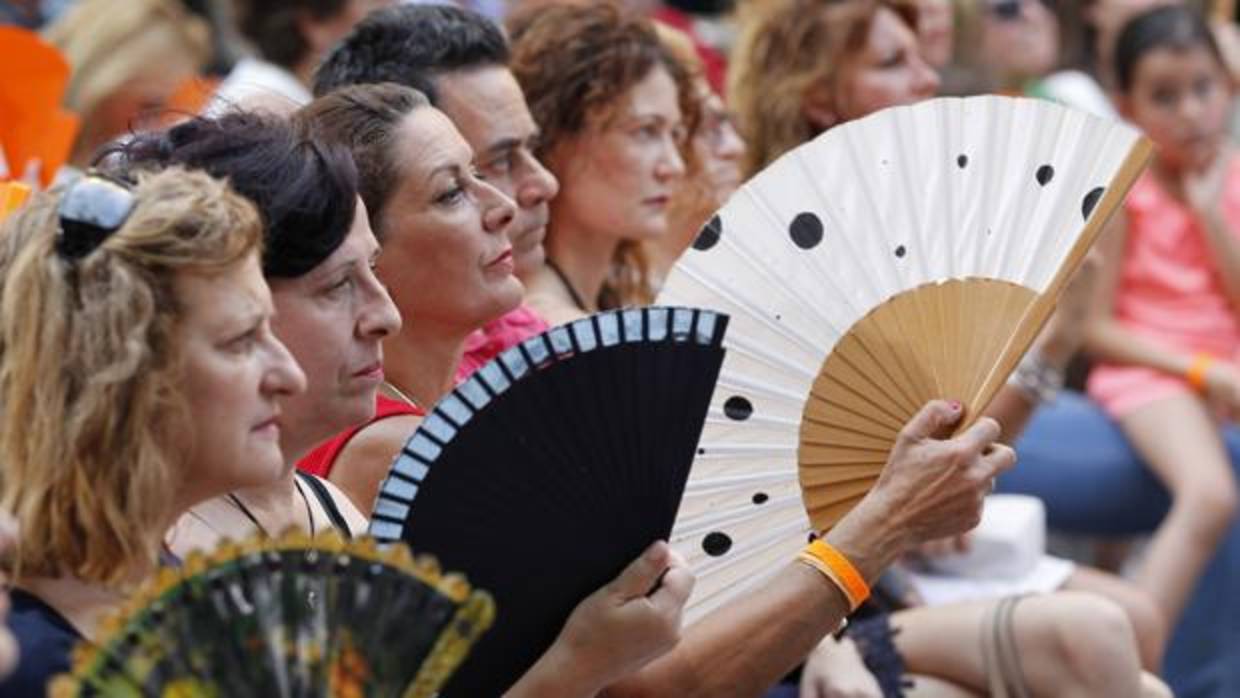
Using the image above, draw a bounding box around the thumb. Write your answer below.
[898,400,964,444]
[648,557,694,616]
[608,541,673,601]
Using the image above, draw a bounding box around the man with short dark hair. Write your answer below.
[313,7,1012,696]
[315,4,558,284]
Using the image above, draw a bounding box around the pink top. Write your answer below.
[454,304,550,382]
[1087,160,1240,416]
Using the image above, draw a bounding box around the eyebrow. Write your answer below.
[424,162,461,187]
[482,137,523,158]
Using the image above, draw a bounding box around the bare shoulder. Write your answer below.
[314,475,370,532]
[328,414,423,513]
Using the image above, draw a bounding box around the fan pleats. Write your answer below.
[660,95,1153,624]
[367,306,727,697]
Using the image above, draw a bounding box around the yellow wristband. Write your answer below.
[1187,353,1216,392]
[797,539,870,611]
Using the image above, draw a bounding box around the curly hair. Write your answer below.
[313,3,509,101]
[507,2,697,308]
[0,168,261,586]
[729,0,915,177]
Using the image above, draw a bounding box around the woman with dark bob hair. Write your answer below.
[108,111,396,549]
[506,2,697,323]
[0,167,305,694]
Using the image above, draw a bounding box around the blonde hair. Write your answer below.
[730,0,915,177]
[44,0,209,141]
[0,168,261,586]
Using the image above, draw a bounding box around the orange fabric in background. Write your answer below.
[0,182,31,222]
[160,75,222,127]
[0,26,78,188]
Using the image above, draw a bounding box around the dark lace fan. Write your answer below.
[51,531,494,698]
[368,306,729,697]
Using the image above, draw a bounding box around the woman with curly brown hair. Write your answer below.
[507,2,696,323]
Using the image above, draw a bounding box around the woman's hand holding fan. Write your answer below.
[510,541,694,697]
[814,401,1015,581]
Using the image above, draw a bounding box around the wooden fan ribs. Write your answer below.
[657,96,1155,625]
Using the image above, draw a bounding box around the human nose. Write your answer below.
[264,335,307,398]
[357,272,402,339]
[516,151,560,210]
[656,136,687,182]
[480,180,517,234]
[913,53,941,97]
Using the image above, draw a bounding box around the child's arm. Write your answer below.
[1084,211,1240,413]
[1186,149,1240,311]
[1083,212,1193,376]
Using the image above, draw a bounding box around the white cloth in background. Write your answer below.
[206,58,312,116]
[903,495,1077,606]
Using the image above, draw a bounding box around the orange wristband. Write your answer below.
[1186,353,1216,392]
[797,539,870,611]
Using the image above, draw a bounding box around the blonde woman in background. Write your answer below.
[43,0,209,173]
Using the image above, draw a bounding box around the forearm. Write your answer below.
[983,384,1037,445]
[506,642,606,698]
[1085,321,1195,376]
[604,502,906,697]
[1198,210,1240,310]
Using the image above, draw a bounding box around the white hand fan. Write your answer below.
[658,95,1151,622]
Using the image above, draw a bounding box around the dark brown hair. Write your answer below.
[295,83,430,238]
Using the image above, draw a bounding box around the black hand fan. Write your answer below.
[51,531,494,698]
[368,306,729,697]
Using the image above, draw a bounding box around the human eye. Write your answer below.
[324,273,355,296]
[435,180,467,206]
[480,152,515,179]
[225,325,260,353]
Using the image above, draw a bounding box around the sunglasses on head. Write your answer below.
[55,173,136,261]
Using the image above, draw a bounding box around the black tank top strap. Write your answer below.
[295,470,353,538]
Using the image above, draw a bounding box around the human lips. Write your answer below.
[352,360,384,381]
[486,247,515,274]
[643,194,671,208]
[252,412,281,437]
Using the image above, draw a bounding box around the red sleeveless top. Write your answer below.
[296,394,424,478]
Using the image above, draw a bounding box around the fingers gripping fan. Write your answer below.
[369,306,727,696]
[659,95,1152,622]
[52,531,494,698]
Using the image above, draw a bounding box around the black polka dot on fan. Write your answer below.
[1082,187,1105,220]
[1036,164,1055,186]
[724,396,754,421]
[703,531,733,557]
[895,245,907,258]
[693,214,723,251]
[957,154,968,169]
[789,212,824,250]
[752,492,769,505]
